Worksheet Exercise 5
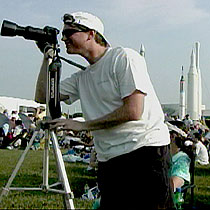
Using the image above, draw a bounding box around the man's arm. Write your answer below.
[48,90,145,131]
[35,49,69,104]
[34,56,48,104]
[85,90,144,130]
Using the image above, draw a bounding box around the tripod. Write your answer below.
[0,47,85,209]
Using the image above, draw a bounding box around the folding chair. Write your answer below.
[181,146,196,208]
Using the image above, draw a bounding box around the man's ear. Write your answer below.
[87,30,95,41]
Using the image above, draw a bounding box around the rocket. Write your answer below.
[140,44,145,57]
[186,42,202,121]
[195,42,202,119]
[179,66,185,120]
[187,49,199,120]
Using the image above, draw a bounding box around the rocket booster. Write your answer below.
[187,49,199,120]
[179,66,185,120]
[195,42,202,118]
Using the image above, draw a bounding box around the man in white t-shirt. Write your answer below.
[193,133,209,165]
[183,114,193,130]
[35,12,174,209]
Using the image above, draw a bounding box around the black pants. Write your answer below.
[98,145,175,210]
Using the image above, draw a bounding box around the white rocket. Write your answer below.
[186,42,202,121]
[187,43,202,121]
[179,66,185,120]
[195,42,202,119]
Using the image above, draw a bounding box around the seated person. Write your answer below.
[169,131,191,192]
[8,120,24,149]
[193,132,209,165]
[33,106,46,125]
[13,120,23,138]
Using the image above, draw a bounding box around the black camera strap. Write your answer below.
[59,56,86,70]
[48,56,62,119]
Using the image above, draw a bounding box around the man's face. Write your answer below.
[61,24,89,55]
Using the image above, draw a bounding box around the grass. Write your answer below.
[192,165,210,208]
[0,149,96,209]
[0,149,210,209]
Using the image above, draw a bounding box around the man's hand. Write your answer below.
[36,41,53,54]
[46,118,86,132]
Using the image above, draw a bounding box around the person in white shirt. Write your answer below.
[183,114,193,130]
[193,133,209,165]
[35,12,174,209]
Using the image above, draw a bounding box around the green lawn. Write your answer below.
[0,149,210,209]
[192,165,210,208]
[0,149,96,209]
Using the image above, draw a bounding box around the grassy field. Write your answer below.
[0,149,210,209]
[0,149,96,209]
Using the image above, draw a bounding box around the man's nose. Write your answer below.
[61,35,67,41]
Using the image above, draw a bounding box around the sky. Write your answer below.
[1,0,210,112]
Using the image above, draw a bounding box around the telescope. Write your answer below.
[0,20,86,70]
[1,20,59,44]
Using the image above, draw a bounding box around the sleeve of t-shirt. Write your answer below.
[60,73,80,105]
[114,48,150,99]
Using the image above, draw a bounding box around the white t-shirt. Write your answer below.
[195,141,209,165]
[61,47,170,161]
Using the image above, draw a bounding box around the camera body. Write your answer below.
[1,20,59,45]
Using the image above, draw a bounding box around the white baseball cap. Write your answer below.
[63,12,110,46]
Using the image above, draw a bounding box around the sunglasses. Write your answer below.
[62,28,84,38]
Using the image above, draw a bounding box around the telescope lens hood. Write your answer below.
[1,20,18,36]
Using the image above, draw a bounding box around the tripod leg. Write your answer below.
[42,129,50,190]
[50,131,75,209]
[0,131,38,202]
[51,134,63,185]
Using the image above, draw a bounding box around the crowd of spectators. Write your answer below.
[166,113,210,209]
[0,108,40,149]
[0,107,96,171]
[167,114,209,166]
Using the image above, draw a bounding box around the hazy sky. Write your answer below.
[1,0,210,110]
